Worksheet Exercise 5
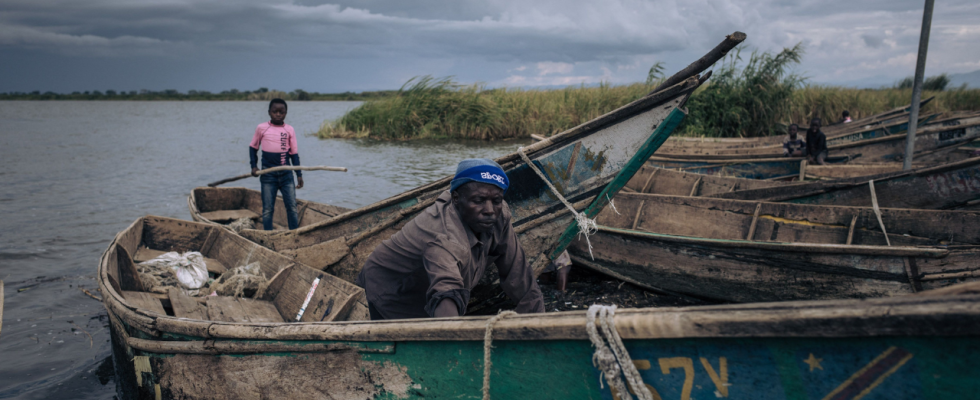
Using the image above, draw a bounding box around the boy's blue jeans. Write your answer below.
[260,171,299,230]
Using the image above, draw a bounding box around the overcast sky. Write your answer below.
[2,0,978,93]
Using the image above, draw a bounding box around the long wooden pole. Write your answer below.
[903,0,935,171]
[207,165,347,187]
[649,31,746,95]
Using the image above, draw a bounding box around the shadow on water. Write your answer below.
[0,101,527,398]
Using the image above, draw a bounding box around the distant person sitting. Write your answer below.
[805,117,828,165]
[249,98,304,230]
[840,110,852,124]
[783,124,805,157]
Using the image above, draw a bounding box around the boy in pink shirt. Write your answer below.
[249,98,304,230]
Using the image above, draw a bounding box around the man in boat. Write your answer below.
[356,159,545,320]
[249,98,304,230]
[783,124,805,157]
[805,117,828,165]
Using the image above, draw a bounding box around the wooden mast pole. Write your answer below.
[903,0,935,171]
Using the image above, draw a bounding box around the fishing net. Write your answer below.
[210,262,269,298]
[227,217,255,233]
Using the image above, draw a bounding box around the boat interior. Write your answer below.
[103,216,368,325]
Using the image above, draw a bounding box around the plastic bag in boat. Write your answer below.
[140,252,209,289]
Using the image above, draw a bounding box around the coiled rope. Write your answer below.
[517,147,598,259]
[587,305,653,400]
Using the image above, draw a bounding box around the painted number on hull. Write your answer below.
[611,357,728,400]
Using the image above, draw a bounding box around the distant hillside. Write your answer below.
[950,70,980,89]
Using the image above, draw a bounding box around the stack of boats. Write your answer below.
[98,32,980,399]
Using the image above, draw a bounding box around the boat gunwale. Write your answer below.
[593,224,950,257]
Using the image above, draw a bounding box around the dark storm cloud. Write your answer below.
[0,0,977,92]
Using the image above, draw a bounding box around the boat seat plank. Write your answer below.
[206,296,283,323]
[237,298,285,323]
[122,291,166,315]
[199,209,260,223]
[134,246,227,275]
[206,296,250,322]
[168,288,207,320]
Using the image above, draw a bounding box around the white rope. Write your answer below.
[517,146,598,259]
[483,310,517,400]
[587,305,653,400]
[606,194,620,215]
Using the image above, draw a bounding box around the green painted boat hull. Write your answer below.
[111,321,980,400]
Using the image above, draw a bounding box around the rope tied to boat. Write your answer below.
[517,146,598,259]
[587,305,653,400]
[482,310,517,400]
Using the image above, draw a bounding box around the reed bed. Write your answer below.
[318,57,980,140]
[317,76,652,140]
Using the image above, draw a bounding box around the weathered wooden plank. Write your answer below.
[168,288,207,320]
[237,298,285,323]
[122,291,166,314]
[206,296,250,323]
[115,245,145,292]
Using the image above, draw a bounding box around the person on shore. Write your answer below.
[249,98,304,230]
[840,110,852,124]
[783,124,805,157]
[805,117,828,165]
[356,158,545,320]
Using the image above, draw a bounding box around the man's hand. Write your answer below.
[296,176,304,189]
[251,167,259,177]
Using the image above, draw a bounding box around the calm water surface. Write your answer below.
[0,101,530,399]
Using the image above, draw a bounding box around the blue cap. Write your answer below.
[450,158,509,193]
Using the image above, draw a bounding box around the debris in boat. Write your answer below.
[210,262,268,298]
[227,217,255,232]
[472,267,707,316]
[137,251,209,294]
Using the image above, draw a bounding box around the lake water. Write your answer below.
[0,101,530,399]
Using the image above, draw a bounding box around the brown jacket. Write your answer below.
[355,191,545,320]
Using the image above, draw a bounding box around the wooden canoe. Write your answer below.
[188,187,350,230]
[228,77,702,291]
[653,115,980,162]
[709,156,980,210]
[101,225,980,400]
[653,98,939,151]
[653,109,943,155]
[569,193,980,303]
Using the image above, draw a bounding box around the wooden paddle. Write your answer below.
[207,165,347,187]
